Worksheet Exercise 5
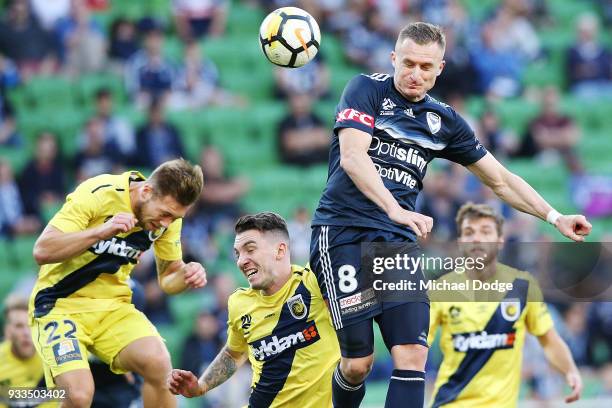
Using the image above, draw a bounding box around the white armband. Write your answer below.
[546,209,562,225]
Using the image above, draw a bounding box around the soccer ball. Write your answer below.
[259,7,321,68]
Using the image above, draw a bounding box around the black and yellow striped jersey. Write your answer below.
[428,263,553,408]
[226,265,340,407]
[29,171,182,318]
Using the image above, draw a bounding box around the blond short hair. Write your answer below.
[148,158,204,206]
[397,22,446,49]
[455,202,504,237]
[3,293,29,320]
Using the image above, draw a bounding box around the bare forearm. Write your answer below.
[541,333,578,376]
[198,347,241,393]
[342,150,400,214]
[156,259,187,294]
[490,172,553,220]
[34,226,103,265]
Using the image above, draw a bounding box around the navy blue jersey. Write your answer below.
[312,73,487,240]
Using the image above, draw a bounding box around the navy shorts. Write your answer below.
[310,225,429,356]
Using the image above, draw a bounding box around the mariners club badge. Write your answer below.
[287,294,308,319]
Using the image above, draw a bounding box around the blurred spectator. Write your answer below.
[277,93,329,166]
[515,86,583,174]
[273,54,330,100]
[486,0,541,62]
[565,12,612,100]
[18,132,66,219]
[132,99,185,169]
[87,87,135,159]
[432,28,478,99]
[0,160,41,238]
[169,41,246,110]
[0,92,22,147]
[131,251,174,325]
[596,0,612,27]
[125,27,176,109]
[74,117,120,182]
[180,310,223,375]
[287,206,311,265]
[470,21,523,98]
[323,0,368,34]
[198,146,249,225]
[210,274,235,341]
[416,169,463,241]
[587,302,612,366]
[30,0,71,30]
[558,303,589,366]
[476,108,518,159]
[55,0,106,77]
[0,54,21,91]
[107,18,139,70]
[342,6,395,74]
[0,0,58,79]
[172,0,228,42]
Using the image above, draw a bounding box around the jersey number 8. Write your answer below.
[338,265,358,293]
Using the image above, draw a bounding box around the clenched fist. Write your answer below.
[97,213,138,240]
[167,369,205,398]
[183,262,207,289]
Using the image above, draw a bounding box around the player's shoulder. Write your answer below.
[291,264,316,282]
[424,94,457,118]
[345,72,392,92]
[228,287,255,304]
[78,171,134,194]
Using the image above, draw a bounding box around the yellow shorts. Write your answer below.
[30,302,161,386]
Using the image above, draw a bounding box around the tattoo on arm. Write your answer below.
[201,346,238,392]
[155,258,172,276]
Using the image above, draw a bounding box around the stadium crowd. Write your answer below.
[0,0,611,406]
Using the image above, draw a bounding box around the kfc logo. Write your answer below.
[337,108,374,128]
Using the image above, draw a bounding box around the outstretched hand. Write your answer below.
[167,369,205,398]
[555,215,592,242]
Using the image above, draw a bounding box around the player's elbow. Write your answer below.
[158,276,186,295]
[340,149,361,175]
[33,243,52,265]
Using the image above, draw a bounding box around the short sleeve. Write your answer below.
[48,182,100,233]
[436,110,487,166]
[226,295,248,353]
[153,218,183,261]
[333,74,382,136]
[525,279,554,336]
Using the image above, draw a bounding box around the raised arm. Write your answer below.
[466,153,591,241]
[167,345,247,397]
[537,328,582,403]
[339,128,433,237]
[33,213,137,265]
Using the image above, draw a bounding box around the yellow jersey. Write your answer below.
[428,263,553,408]
[29,171,182,318]
[0,340,46,408]
[226,265,340,407]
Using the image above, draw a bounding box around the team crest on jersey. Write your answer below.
[501,299,521,322]
[426,112,441,134]
[287,294,307,319]
[449,305,461,320]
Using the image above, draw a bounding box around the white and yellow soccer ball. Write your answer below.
[259,7,321,68]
